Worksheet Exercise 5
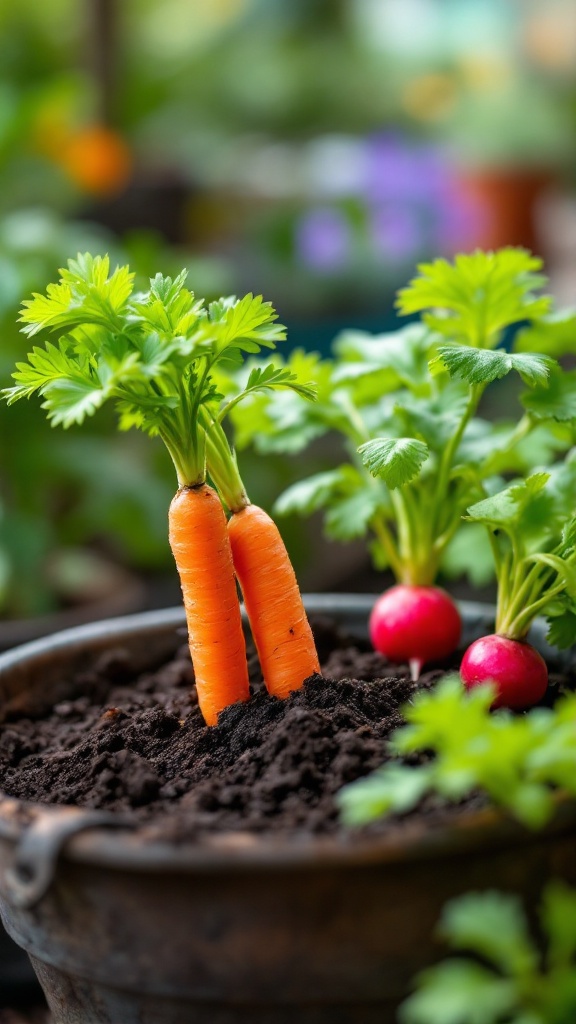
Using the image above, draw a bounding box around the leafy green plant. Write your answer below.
[459,458,576,707]
[225,248,573,671]
[0,217,239,620]
[338,677,576,830]
[399,882,576,1024]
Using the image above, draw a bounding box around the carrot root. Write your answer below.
[169,484,249,726]
[227,504,320,699]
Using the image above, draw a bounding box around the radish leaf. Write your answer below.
[358,437,429,489]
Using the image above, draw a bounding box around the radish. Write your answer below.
[369,584,461,681]
[461,470,576,710]
[461,634,548,710]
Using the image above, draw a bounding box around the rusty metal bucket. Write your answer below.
[0,596,573,1024]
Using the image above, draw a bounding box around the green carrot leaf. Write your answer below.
[239,363,317,402]
[20,254,134,336]
[358,437,429,489]
[205,293,286,353]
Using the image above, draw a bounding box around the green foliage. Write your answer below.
[221,247,576,589]
[466,458,576,641]
[400,883,576,1024]
[432,346,553,388]
[397,249,550,347]
[358,437,429,489]
[338,678,576,830]
[4,255,315,495]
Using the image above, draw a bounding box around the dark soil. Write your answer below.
[0,617,572,840]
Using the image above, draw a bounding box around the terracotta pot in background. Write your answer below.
[0,597,573,1024]
[454,166,553,253]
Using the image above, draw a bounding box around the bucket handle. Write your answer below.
[3,805,132,909]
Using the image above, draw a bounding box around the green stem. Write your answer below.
[338,394,372,446]
[391,485,437,585]
[432,384,483,534]
[201,409,249,512]
[494,547,511,631]
[370,515,404,582]
[496,560,543,636]
[502,582,567,640]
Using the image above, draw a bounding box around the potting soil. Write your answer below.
[0,617,570,839]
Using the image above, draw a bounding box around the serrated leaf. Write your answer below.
[40,379,108,427]
[433,345,554,388]
[20,254,135,337]
[397,248,550,347]
[466,473,550,530]
[358,436,429,489]
[206,292,286,352]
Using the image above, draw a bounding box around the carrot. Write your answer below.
[9,260,319,719]
[5,257,296,726]
[227,503,320,699]
[169,484,249,725]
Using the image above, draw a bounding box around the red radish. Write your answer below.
[369,584,461,680]
[461,634,548,710]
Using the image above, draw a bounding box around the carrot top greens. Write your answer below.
[221,248,573,588]
[3,254,316,489]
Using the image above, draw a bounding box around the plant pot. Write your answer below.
[0,596,573,1024]
[453,165,553,252]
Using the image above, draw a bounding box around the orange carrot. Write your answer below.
[227,503,320,699]
[169,484,250,725]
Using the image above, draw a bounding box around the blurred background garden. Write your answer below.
[1,0,576,638]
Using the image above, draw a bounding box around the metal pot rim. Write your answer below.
[0,595,572,876]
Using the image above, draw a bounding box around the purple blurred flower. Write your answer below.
[295,206,351,272]
[362,134,450,203]
[371,203,423,262]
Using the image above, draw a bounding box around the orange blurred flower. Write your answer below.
[59,125,133,197]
